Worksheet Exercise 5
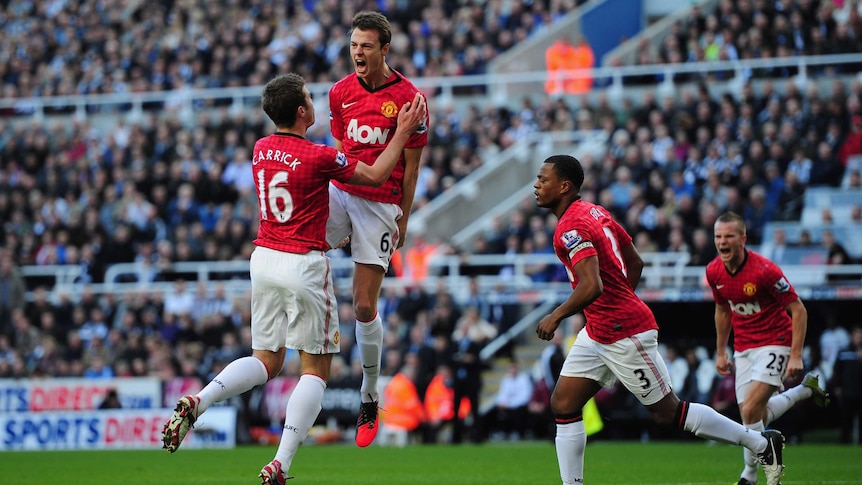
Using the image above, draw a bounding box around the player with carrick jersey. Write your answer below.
[708,212,829,485]
[533,155,786,485]
[326,11,429,448]
[160,73,426,485]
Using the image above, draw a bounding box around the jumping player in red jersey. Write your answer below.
[534,155,785,485]
[326,11,429,448]
[161,73,426,485]
[708,212,829,485]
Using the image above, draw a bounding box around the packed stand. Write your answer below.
[460,77,862,266]
[619,0,862,82]
[2,74,862,446]
[0,0,580,111]
[3,74,862,368]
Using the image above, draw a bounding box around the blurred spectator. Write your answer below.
[851,204,862,224]
[664,344,689,395]
[688,226,717,266]
[381,360,427,446]
[679,346,715,404]
[545,34,594,95]
[711,370,740,423]
[450,305,497,443]
[0,252,27,330]
[820,314,851,381]
[539,329,566,393]
[83,355,114,379]
[164,279,195,317]
[490,360,534,441]
[838,115,862,166]
[423,364,468,444]
[796,229,815,247]
[831,325,862,444]
[776,170,806,221]
[759,227,789,265]
[99,389,123,409]
[822,230,852,266]
[742,185,772,245]
[79,307,109,349]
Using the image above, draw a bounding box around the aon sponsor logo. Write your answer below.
[347,119,390,144]
[728,300,761,316]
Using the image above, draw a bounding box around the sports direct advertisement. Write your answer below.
[0,378,162,411]
[0,378,236,450]
[0,408,236,451]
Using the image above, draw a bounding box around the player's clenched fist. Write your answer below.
[397,92,426,133]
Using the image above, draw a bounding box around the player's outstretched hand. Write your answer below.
[396,92,426,134]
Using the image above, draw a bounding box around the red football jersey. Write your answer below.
[252,133,358,253]
[553,200,659,344]
[329,70,429,204]
[706,250,798,352]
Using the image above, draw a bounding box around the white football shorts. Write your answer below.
[249,246,340,355]
[561,328,673,406]
[733,345,790,403]
[326,183,402,270]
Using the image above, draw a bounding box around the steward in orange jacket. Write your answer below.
[545,35,594,95]
[383,369,426,431]
[424,368,471,422]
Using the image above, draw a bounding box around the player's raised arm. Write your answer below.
[348,93,427,186]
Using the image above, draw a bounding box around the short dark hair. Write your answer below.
[715,211,746,234]
[544,155,585,190]
[261,73,307,128]
[351,11,392,46]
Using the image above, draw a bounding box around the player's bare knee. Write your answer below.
[354,301,377,322]
[259,356,283,380]
[253,349,285,380]
[550,393,581,416]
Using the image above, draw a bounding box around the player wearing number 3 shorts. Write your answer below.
[707,212,829,485]
[161,73,426,485]
[534,155,785,485]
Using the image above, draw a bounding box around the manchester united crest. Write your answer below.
[381,100,398,118]
[334,330,340,345]
[743,282,757,296]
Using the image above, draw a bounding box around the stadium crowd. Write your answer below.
[0,0,582,105]
[1,0,862,443]
[2,0,860,106]
[619,0,862,80]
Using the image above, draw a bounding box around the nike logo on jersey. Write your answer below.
[716,285,725,289]
[641,389,654,398]
[342,101,357,108]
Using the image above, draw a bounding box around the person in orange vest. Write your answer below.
[545,34,594,95]
[381,362,426,444]
[423,364,470,443]
[403,235,438,282]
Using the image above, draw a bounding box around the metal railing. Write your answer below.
[22,251,687,301]
[3,54,862,123]
[29,250,860,302]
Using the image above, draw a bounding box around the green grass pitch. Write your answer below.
[1,441,859,484]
